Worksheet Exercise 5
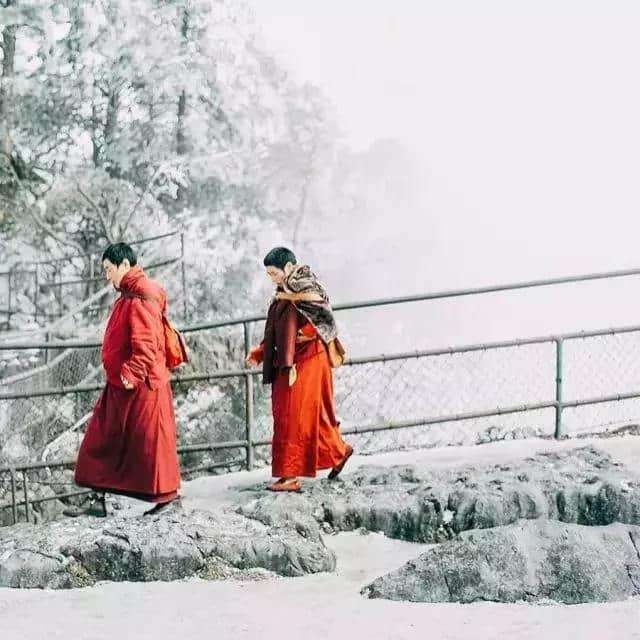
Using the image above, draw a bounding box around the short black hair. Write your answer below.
[263,247,296,270]
[102,242,137,267]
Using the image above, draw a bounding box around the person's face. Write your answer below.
[266,265,285,286]
[266,262,293,287]
[103,258,130,287]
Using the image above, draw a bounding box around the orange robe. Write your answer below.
[252,301,348,478]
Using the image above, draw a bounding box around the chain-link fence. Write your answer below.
[3,320,640,525]
[0,255,190,474]
[4,266,640,526]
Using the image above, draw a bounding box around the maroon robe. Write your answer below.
[74,266,181,502]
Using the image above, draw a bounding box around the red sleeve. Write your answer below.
[120,299,158,388]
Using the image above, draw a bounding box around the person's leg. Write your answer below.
[314,354,353,479]
[270,369,312,488]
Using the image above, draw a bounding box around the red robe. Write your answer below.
[74,266,181,502]
[252,300,348,478]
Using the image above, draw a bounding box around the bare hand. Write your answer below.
[245,352,259,368]
[288,365,297,387]
[120,374,133,390]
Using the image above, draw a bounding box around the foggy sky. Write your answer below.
[249,1,640,349]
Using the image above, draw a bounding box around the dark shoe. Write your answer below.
[63,493,107,518]
[143,496,181,516]
[328,445,354,480]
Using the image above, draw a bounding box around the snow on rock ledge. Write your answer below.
[362,519,640,604]
[0,502,336,589]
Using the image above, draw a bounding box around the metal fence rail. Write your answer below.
[4,263,640,349]
[3,321,640,525]
[4,265,640,525]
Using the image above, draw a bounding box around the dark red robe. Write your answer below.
[74,266,181,502]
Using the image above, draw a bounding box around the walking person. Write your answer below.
[67,242,181,516]
[246,247,353,492]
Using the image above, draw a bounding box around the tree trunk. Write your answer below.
[0,3,16,168]
[0,2,17,224]
[91,84,121,177]
[104,88,119,144]
[91,102,101,167]
[176,7,189,155]
[177,89,187,155]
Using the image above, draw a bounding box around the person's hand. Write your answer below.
[288,365,297,387]
[120,373,134,390]
[245,351,259,368]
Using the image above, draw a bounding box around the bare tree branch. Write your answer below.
[31,134,73,162]
[76,183,114,243]
[119,164,164,238]
[2,151,86,254]
[27,204,86,255]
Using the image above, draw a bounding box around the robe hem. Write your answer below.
[76,482,179,503]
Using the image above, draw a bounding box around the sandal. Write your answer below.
[267,479,302,492]
[328,444,354,480]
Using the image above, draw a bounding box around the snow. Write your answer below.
[1,436,640,640]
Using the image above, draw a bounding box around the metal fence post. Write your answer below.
[7,265,12,329]
[22,471,29,523]
[44,330,51,364]
[57,271,63,318]
[10,469,17,525]
[89,253,95,298]
[554,338,564,438]
[180,233,187,320]
[34,265,39,324]
[243,321,255,471]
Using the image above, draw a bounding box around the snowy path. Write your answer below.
[1,436,640,640]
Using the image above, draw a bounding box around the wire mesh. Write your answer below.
[3,287,640,526]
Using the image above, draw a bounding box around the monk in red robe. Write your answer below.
[247,247,353,492]
[69,242,181,516]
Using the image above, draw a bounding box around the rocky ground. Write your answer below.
[364,519,640,603]
[1,435,640,639]
[0,504,334,589]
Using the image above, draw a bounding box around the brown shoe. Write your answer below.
[328,445,354,480]
[267,479,302,492]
